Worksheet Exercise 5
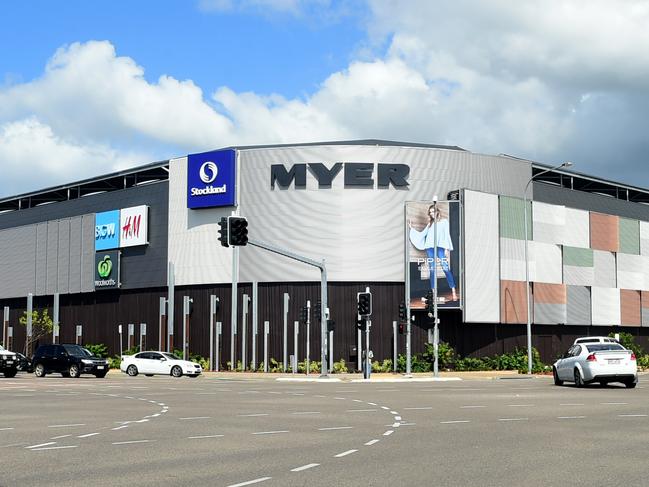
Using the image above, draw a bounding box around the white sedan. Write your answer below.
[121,351,202,378]
[553,342,637,388]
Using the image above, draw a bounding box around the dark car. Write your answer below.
[14,352,33,373]
[32,344,109,378]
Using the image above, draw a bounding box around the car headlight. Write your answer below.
[81,359,93,364]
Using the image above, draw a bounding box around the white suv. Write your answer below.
[573,336,617,345]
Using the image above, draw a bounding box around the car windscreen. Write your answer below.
[585,344,625,352]
[162,353,179,360]
[63,344,91,357]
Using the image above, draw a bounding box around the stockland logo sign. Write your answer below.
[95,210,120,250]
[187,149,236,209]
[94,251,120,289]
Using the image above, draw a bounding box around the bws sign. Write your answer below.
[95,206,149,250]
[95,210,120,250]
[187,149,236,208]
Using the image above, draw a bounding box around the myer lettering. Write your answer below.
[187,149,236,208]
[270,163,410,189]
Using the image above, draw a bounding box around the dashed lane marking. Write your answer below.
[50,434,71,440]
[32,445,78,451]
[179,416,211,420]
[252,430,289,435]
[346,409,378,413]
[334,449,357,458]
[558,416,586,420]
[365,439,380,446]
[291,463,320,472]
[460,405,486,409]
[188,435,225,439]
[291,411,321,415]
[25,442,56,449]
[618,414,647,417]
[237,414,269,417]
[227,477,272,487]
[112,440,155,445]
[498,418,529,422]
[440,420,470,424]
[318,426,353,431]
[47,424,86,428]
[77,433,100,438]
[383,430,394,436]
[403,407,432,410]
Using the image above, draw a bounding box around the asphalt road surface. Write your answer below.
[1,372,648,486]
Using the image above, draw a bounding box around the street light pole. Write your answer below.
[523,161,573,374]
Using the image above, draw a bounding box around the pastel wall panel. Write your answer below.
[641,221,649,257]
[500,238,526,281]
[563,246,594,286]
[501,280,529,324]
[500,196,531,241]
[590,212,619,252]
[564,207,590,248]
[464,190,500,323]
[533,283,567,324]
[642,291,649,327]
[532,201,565,244]
[619,218,640,255]
[620,289,641,327]
[593,250,616,288]
[591,286,621,326]
[567,286,591,325]
[617,253,645,290]
[530,242,562,284]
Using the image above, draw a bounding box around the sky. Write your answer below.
[1,0,648,198]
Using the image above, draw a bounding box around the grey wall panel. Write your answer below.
[532,201,565,244]
[57,219,70,294]
[81,215,95,293]
[46,222,59,295]
[591,286,621,326]
[641,221,649,256]
[617,254,646,290]
[563,265,594,286]
[564,208,590,248]
[0,226,37,298]
[35,222,48,295]
[68,217,82,294]
[464,190,500,323]
[534,303,566,325]
[567,286,591,325]
[593,251,616,288]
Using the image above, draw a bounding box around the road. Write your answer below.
[1,372,647,486]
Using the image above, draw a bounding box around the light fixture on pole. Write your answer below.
[523,161,573,374]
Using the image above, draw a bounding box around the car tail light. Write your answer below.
[586,353,597,362]
[631,353,636,361]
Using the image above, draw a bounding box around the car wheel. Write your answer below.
[553,367,563,386]
[625,380,637,389]
[95,371,108,378]
[34,363,46,377]
[61,371,70,377]
[127,365,138,377]
[68,364,81,378]
[574,368,584,388]
[3,368,17,378]
[171,365,183,378]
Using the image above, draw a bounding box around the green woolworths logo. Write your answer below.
[97,255,113,278]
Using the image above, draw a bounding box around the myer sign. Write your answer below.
[94,251,120,289]
[187,149,236,208]
[270,163,410,189]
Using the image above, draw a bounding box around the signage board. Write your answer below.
[187,149,236,208]
[120,205,149,247]
[95,210,120,250]
[94,250,120,290]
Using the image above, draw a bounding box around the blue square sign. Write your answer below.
[95,210,120,250]
[187,149,236,209]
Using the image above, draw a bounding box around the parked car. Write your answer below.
[120,351,202,378]
[0,344,18,378]
[32,344,109,378]
[14,352,33,373]
[573,336,617,345]
[553,342,637,388]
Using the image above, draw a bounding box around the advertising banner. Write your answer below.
[95,210,120,250]
[120,205,149,247]
[406,200,461,310]
[187,149,236,209]
[94,250,120,290]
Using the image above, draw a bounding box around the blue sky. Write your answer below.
[0,1,648,197]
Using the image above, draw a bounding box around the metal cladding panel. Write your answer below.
[46,221,59,294]
[593,250,616,288]
[169,145,532,285]
[500,196,531,241]
[463,190,499,323]
[563,208,590,248]
[500,238,525,281]
[590,212,619,252]
[591,286,621,326]
[641,221,649,257]
[530,242,562,284]
[57,219,70,294]
[532,201,565,244]
[563,246,593,267]
[620,289,641,327]
[533,283,567,324]
[642,291,649,327]
[534,303,567,325]
[80,215,95,293]
[0,225,37,298]
[566,286,591,325]
[501,280,529,324]
[617,253,645,290]
[619,218,640,255]
[563,265,595,286]
[35,222,48,295]
[68,217,82,294]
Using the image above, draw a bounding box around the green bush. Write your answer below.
[371,359,393,373]
[332,359,348,374]
[84,343,108,358]
[637,355,649,370]
[609,332,644,357]
[395,353,431,372]
[422,342,457,370]
[455,357,489,371]
[297,359,321,374]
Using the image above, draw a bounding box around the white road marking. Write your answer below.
[381,406,390,410]
[26,442,56,449]
[227,477,272,487]
[346,409,377,413]
[237,414,269,417]
[334,397,346,400]
[0,428,15,431]
[48,424,86,428]
[558,416,585,419]
[50,434,71,439]
[291,463,320,472]
[291,411,321,415]
[112,440,155,445]
[394,416,402,421]
[77,433,100,438]
[460,405,486,409]
[318,426,353,431]
[377,389,399,392]
[179,416,211,420]
[507,404,534,407]
[352,399,363,403]
[602,402,628,405]
[111,426,129,430]
[498,418,529,422]
[559,403,584,406]
[618,414,648,417]
[389,411,398,415]
[383,430,394,436]
[365,439,380,446]
[31,445,78,451]
[252,430,289,435]
[440,420,470,424]
[367,402,377,406]
[404,407,432,410]
[188,435,225,439]
[334,449,358,458]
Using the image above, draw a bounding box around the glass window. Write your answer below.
[586,344,625,352]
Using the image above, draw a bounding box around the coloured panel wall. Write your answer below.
[530,241,562,284]
[566,285,591,325]
[564,207,590,248]
[500,238,526,281]
[500,196,531,241]
[532,201,565,245]
[593,251,616,288]
[619,218,640,255]
[533,282,566,324]
[617,254,645,291]
[591,286,621,326]
[641,221,649,256]
[590,212,619,252]
[501,280,529,324]
[620,289,641,327]
[563,246,594,286]
[464,190,500,323]
[643,291,649,327]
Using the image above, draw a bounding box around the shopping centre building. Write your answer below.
[1,140,649,367]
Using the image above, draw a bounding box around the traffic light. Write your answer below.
[228,216,249,246]
[218,217,229,247]
[327,319,335,332]
[398,322,405,335]
[357,292,372,317]
[299,306,308,324]
[398,301,406,321]
[356,316,365,331]
[314,300,322,321]
[425,290,434,315]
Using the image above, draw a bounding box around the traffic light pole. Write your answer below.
[248,239,330,377]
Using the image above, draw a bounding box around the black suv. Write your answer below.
[32,344,109,378]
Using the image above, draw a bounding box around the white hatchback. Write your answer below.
[553,343,637,388]
[121,351,202,378]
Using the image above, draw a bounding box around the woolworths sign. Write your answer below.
[94,251,120,290]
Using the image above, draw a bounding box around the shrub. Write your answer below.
[371,359,393,373]
[609,332,644,357]
[332,359,348,374]
[422,342,457,370]
[84,343,108,358]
